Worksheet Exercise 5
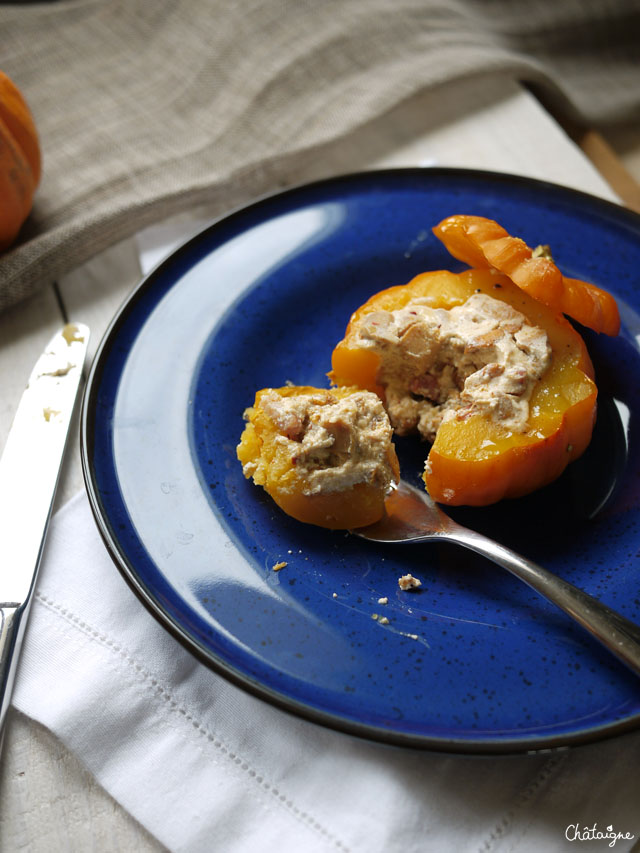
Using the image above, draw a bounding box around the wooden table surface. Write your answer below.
[0,75,638,851]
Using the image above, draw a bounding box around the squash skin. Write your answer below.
[330,269,597,506]
[0,71,41,251]
[433,215,620,336]
[237,385,400,529]
[561,276,620,337]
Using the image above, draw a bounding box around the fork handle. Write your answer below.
[449,527,640,677]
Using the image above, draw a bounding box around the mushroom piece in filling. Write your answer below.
[354,292,552,441]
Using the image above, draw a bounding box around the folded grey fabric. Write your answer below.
[0,0,638,310]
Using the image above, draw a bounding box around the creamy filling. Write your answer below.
[355,292,551,441]
[257,389,397,495]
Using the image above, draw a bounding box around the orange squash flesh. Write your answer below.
[237,385,400,529]
[330,269,597,506]
[432,215,620,336]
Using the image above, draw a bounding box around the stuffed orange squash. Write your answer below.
[237,385,400,528]
[330,267,597,506]
[241,214,618,516]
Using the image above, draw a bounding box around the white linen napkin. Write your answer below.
[10,463,640,852]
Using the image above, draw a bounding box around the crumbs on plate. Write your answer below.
[398,573,422,590]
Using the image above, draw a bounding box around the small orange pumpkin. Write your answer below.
[0,71,41,251]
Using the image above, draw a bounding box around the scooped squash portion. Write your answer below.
[237,385,400,528]
[330,268,597,506]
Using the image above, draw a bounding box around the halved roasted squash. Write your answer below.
[330,268,597,505]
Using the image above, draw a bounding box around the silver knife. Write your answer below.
[0,323,90,740]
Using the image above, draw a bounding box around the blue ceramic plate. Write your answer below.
[82,168,640,754]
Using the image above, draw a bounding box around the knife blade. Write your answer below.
[0,323,90,739]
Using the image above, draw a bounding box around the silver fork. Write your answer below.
[355,479,640,677]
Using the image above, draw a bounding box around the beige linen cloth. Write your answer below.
[0,0,639,311]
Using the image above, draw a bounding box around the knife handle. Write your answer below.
[0,602,28,736]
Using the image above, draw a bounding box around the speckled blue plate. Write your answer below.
[82,168,640,754]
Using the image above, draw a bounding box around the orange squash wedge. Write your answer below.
[237,385,400,528]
